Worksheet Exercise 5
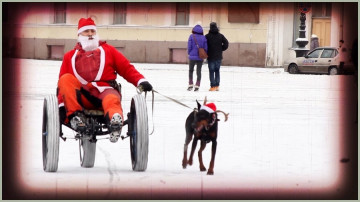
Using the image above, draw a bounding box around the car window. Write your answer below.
[307,49,322,58]
[321,49,334,58]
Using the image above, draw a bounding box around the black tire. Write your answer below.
[79,136,96,168]
[129,94,149,171]
[42,95,60,172]
[329,66,338,75]
[288,64,298,74]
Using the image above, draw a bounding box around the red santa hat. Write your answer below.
[77,18,97,34]
[200,103,216,113]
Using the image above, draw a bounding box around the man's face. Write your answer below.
[80,29,96,39]
[78,29,99,51]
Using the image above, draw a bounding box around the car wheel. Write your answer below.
[288,64,298,74]
[329,66,338,75]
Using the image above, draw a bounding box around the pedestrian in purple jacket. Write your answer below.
[187,24,208,91]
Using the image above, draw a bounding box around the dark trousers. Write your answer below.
[208,59,222,87]
[189,60,203,86]
[339,62,345,74]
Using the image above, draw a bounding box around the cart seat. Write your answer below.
[84,109,104,116]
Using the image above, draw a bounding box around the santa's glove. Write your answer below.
[139,81,153,92]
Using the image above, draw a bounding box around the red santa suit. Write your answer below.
[57,41,146,122]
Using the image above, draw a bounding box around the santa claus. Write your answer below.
[57,17,153,142]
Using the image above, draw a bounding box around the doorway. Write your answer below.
[311,2,332,47]
[312,18,331,47]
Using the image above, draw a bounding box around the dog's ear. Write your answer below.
[196,100,201,110]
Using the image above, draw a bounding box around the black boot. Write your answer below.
[70,111,86,132]
[194,85,199,91]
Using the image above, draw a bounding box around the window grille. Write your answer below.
[114,3,127,25]
[228,3,259,23]
[54,3,66,24]
[176,3,189,25]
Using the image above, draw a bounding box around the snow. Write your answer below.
[11,58,357,199]
[296,38,309,42]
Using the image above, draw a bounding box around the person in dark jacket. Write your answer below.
[187,24,208,91]
[205,22,228,91]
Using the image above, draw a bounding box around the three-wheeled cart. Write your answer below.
[42,88,149,172]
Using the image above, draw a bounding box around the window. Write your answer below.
[114,3,127,24]
[170,48,188,63]
[321,49,334,58]
[54,3,66,24]
[307,49,322,58]
[115,47,125,53]
[228,3,259,23]
[48,45,64,60]
[176,3,189,25]
[312,3,331,18]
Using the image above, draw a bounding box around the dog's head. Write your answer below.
[192,100,217,133]
[193,108,217,133]
[192,98,229,133]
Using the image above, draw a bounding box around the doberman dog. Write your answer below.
[182,97,228,175]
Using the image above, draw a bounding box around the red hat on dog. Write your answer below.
[78,17,96,34]
[200,103,216,113]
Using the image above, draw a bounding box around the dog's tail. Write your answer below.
[216,110,229,122]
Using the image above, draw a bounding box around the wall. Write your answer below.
[4,2,317,68]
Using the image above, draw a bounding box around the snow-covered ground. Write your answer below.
[5,59,358,199]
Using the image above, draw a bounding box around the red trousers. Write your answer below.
[58,73,123,121]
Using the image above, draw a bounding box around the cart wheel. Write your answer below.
[79,136,96,168]
[42,95,60,172]
[129,94,149,171]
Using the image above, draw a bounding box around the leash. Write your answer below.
[137,87,196,136]
[152,89,194,110]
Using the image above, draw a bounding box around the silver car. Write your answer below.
[283,47,340,75]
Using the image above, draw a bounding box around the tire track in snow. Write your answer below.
[98,146,120,197]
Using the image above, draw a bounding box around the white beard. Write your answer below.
[78,34,100,51]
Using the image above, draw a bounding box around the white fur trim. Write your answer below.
[91,82,113,93]
[137,78,147,87]
[200,105,215,113]
[91,46,110,93]
[78,25,97,34]
[59,103,64,107]
[71,50,88,85]
[71,46,112,93]
[94,46,105,81]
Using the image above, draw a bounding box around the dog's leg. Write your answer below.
[188,137,198,166]
[198,140,207,172]
[184,112,195,167]
[182,143,188,169]
[182,134,192,169]
[207,140,217,175]
[183,130,193,168]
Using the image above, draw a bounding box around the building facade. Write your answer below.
[3,2,358,67]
